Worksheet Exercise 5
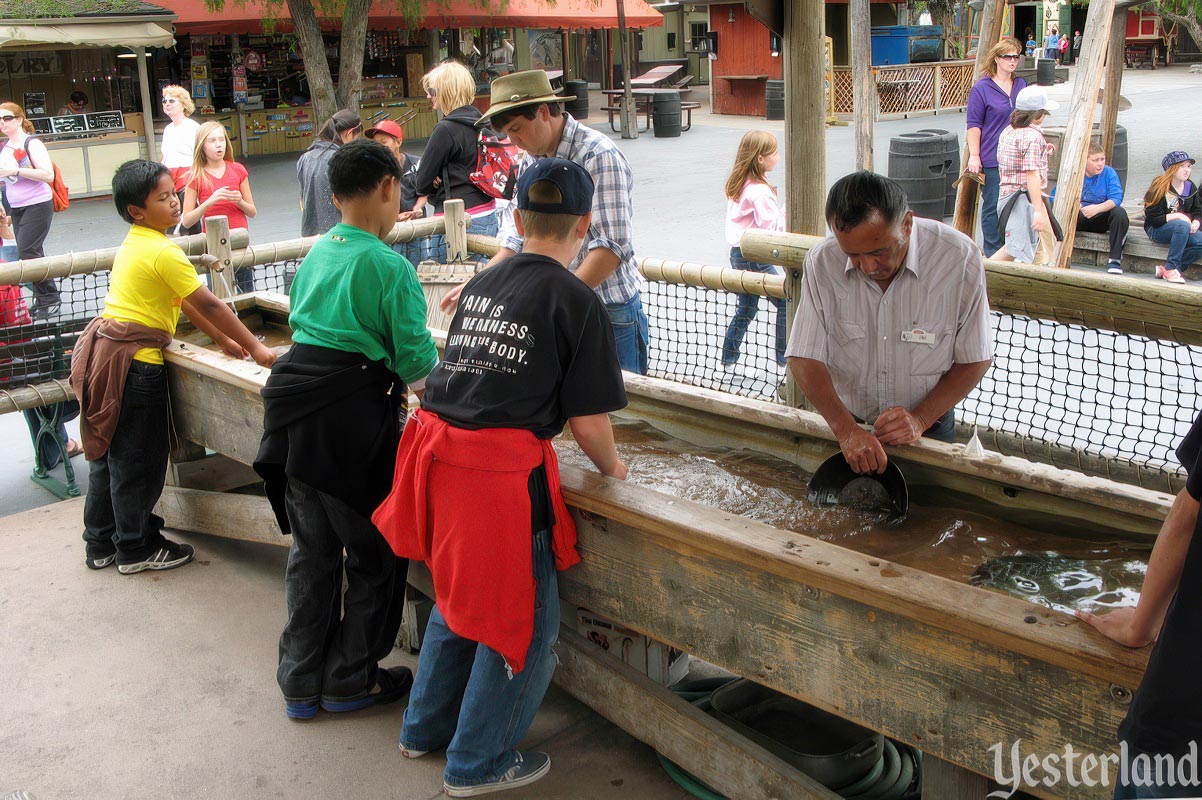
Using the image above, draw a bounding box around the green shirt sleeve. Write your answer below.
[375,251,438,385]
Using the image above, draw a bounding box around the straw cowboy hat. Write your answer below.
[478,70,574,125]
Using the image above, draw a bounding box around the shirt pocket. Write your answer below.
[828,320,867,382]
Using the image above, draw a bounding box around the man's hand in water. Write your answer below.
[839,426,888,475]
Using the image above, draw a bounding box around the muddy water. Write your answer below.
[179,322,293,357]
[558,419,1149,614]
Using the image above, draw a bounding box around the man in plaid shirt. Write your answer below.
[439,70,649,374]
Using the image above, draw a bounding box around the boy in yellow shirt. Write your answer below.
[70,160,275,574]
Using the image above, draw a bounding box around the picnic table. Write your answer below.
[629,64,684,88]
[600,88,700,134]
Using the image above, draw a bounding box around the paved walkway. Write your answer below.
[0,498,690,800]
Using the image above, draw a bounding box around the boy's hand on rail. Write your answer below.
[218,336,249,360]
[1074,607,1156,649]
[250,343,277,367]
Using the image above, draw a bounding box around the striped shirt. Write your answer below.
[498,114,641,305]
[785,218,993,423]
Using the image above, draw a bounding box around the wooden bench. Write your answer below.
[603,101,701,133]
[1070,206,1202,279]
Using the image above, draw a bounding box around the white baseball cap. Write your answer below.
[1015,85,1060,113]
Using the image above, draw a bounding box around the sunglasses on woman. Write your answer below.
[999,54,1021,61]
[162,98,178,104]
[0,115,18,122]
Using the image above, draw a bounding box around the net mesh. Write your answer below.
[4,252,1198,489]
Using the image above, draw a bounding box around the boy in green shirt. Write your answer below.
[254,139,437,720]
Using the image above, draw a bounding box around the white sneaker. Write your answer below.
[443,751,551,797]
[1106,262,1123,275]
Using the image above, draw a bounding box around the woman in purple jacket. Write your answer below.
[966,38,1027,256]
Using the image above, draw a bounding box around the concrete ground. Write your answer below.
[0,498,690,800]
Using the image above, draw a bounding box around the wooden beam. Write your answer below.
[740,229,1202,345]
[168,453,263,493]
[156,486,284,548]
[442,199,468,264]
[205,215,237,299]
[1100,5,1127,163]
[0,379,73,416]
[555,627,842,800]
[952,0,1006,238]
[784,0,826,236]
[851,0,875,171]
[1050,0,1118,270]
[616,0,639,139]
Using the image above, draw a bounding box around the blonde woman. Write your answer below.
[160,85,201,234]
[0,101,60,317]
[182,121,257,290]
[965,38,1027,256]
[414,60,499,259]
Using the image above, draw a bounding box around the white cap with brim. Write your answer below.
[1015,85,1060,113]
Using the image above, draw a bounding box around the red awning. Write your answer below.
[161,0,663,35]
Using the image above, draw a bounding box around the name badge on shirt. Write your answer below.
[902,328,936,346]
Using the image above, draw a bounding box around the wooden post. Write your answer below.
[1100,5,1128,163]
[952,0,1006,238]
[204,215,235,299]
[851,0,876,171]
[1050,0,1117,270]
[442,199,468,264]
[135,46,157,162]
[616,0,639,139]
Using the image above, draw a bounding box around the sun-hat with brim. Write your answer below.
[477,70,574,126]
[364,119,405,143]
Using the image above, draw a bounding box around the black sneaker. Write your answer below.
[1107,261,1124,275]
[443,751,551,797]
[117,537,195,574]
[85,542,117,570]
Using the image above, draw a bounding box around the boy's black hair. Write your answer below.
[490,102,562,131]
[112,159,171,225]
[825,170,909,233]
[329,139,402,200]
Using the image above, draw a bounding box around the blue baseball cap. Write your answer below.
[516,158,594,216]
[1163,151,1195,171]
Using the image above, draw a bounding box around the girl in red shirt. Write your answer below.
[181,121,257,292]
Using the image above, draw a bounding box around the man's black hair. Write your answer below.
[825,170,910,233]
[490,102,562,131]
[328,139,401,200]
[69,90,88,105]
[112,159,171,225]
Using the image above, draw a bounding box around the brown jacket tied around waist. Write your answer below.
[69,317,173,460]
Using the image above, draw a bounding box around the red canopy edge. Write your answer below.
[161,0,664,35]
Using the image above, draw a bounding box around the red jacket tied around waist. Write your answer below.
[372,408,580,672]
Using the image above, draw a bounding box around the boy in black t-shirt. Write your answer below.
[1078,413,1202,798]
[374,157,628,797]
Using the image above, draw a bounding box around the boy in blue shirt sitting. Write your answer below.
[1073,142,1130,274]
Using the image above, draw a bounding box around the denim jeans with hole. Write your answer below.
[1146,220,1202,270]
[82,362,170,555]
[722,247,785,366]
[605,294,650,375]
[401,528,559,788]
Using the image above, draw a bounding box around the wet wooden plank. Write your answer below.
[557,498,1137,800]
[157,486,283,547]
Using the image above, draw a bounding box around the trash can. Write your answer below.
[564,79,589,120]
[1043,124,1128,196]
[653,91,682,138]
[916,128,960,217]
[1036,58,1056,86]
[887,131,951,220]
[765,79,785,121]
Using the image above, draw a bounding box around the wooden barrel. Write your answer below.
[653,91,682,138]
[1036,58,1056,86]
[1043,124,1128,196]
[564,79,589,120]
[916,128,960,218]
[765,79,785,121]
[887,132,950,220]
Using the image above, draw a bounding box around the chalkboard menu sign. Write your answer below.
[51,115,87,133]
[22,92,47,117]
[86,111,125,131]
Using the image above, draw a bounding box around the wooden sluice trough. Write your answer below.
[157,285,1165,800]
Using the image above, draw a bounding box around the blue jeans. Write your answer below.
[1114,754,1201,798]
[722,247,785,366]
[426,210,499,264]
[605,294,650,375]
[980,167,1004,256]
[401,528,560,788]
[1145,220,1202,270]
